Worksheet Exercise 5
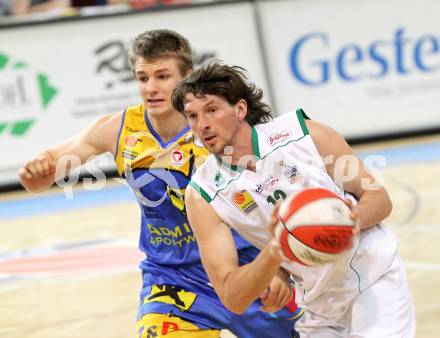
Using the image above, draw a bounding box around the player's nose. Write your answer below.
[197,113,210,131]
[144,78,158,94]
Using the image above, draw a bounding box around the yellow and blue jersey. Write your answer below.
[115,104,302,337]
[115,103,251,267]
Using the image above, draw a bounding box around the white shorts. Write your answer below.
[296,254,415,338]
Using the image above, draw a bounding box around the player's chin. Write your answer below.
[204,142,221,155]
[147,106,167,117]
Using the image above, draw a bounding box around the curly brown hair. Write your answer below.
[172,61,272,126]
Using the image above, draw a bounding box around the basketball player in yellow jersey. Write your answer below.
[19,30,302,337]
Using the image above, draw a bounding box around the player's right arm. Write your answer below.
[306,120,392,230]
[19,112,123,193]
[185,184,285,314]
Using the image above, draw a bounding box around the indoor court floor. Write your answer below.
[0,135,439,338]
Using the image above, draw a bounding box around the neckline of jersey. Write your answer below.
[213,126,261,173]
[144,109,190,148]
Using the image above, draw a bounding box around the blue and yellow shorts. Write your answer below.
[136,262,302,338]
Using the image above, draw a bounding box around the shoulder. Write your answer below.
[80,111,124,154]
[99,111,124,126]
[124,103,145,116]
[252,109,309,155]
[305,119,342,148]
[304,119,354,159]
[257,109,307,134]
[85,112,123,136]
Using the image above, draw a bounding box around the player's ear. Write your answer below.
[236,99,247,121]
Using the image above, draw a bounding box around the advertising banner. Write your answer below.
[259,0,440,138]
[0,2,268,184]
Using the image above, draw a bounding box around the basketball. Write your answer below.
[274,188,355,267]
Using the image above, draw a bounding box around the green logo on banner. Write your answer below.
[0,52,58,137]
[37,73,57,108]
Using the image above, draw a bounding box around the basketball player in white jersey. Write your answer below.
[172,61,415,337]
[18,31,301,338]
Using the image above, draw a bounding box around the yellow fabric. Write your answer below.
[115,103,208,177]
[136,313,220,338]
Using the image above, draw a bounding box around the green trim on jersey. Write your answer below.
[206,135,307,202]
[214,155,245,173]
[198,110,311,202]
[252,127,261,159]
[189,180,212,203]
[296,108,310,136]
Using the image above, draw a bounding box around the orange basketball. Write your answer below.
[274,188,355,266]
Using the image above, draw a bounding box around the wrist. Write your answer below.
[266,239,284,263]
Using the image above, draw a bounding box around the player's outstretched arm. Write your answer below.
[19,112,122,193]
[185,185,285,314]
[306,120,392,230]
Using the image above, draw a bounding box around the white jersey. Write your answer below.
[190,109,400,320]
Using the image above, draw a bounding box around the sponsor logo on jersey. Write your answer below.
[125,135,138,147]
[267,130,292,146]
[122,149,138,160]
[138,322,180,337]
[255,175,280,194]
[137,313,205,336]
[123,135,143,159]
[215,171,225,187]
[233,190,258,214]
[171,150,185,166]
[147,223,196,247]
[143,284,197,312]
[280,160,299,183]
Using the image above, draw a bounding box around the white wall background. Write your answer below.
[1,0,439,185]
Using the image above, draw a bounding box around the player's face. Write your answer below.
[184,94,241,155]
[134,56,187,117]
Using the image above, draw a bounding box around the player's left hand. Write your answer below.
[260,267,292,313]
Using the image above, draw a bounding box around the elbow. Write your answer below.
[230,307,247,315]
[220,286,251,315]
[385,195,393,218]
[223,299,248,315]
[381,187,393,219]
[216,271,254,315]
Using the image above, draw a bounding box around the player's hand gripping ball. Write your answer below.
[274,188,355,266]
